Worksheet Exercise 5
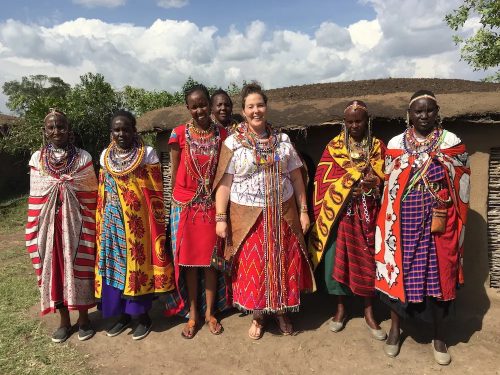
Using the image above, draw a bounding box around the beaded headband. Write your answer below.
[344,102,368,114]
[408,94,437,108]
[43,108,67,122]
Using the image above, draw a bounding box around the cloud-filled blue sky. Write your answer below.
[0,0,493,113]
[2,0,376,32]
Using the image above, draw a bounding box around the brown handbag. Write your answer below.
[431,207,448,234]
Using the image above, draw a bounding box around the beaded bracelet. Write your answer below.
[215,213,228,222]
[300,204,308,213]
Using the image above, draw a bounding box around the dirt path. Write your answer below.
[35,287,500,375]
[7,224,499,374]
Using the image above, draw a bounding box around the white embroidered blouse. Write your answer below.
[224,132,303,207]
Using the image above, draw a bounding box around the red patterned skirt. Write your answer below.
[231,214,312,313]
[333,195,379,297]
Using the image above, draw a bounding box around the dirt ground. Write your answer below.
[6,208,500,375]
[36,272,500,374]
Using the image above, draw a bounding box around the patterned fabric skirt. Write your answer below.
[231,214,308,313]
[333,196,378,297]
[50,206,65,306]
[401,189,442,303]
[98,178,127,290]
[164,203,229,317]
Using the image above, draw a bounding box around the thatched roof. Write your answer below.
[0,114,17,125]
[137,78,500,132]
[0,114,18,137]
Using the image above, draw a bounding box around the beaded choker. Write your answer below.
[403,127,442,155]
[40,143,79,178]
[104,138,145,177]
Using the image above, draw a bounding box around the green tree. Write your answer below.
[65,73,121,162]
[121,86,183,116]
[445,0,500,82]
[1,75,71,153]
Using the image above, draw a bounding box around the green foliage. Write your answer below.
[1,75,71,153]
[445,0,500,81]
[65,73,121,163]
[121,86,183,116]
[1,74,243,160]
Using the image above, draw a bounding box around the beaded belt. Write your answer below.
[410,182,443,192]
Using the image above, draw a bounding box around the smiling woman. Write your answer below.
[95,109,175,341]
[214,82,315,340]
[165,84,230,339]
[26,108,98,343]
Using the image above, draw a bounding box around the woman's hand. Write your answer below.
[300,212,310,234]
[352,186,363,198]
[360,174,379,190]
[216,221,228,238]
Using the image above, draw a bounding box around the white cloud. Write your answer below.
[315,22,352,50]
[0,0,494,113]
[157,0,189,9]
[348,19,382,50]
[72,0,126,8]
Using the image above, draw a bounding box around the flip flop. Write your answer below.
[181,319,198,339]
[205,316,223,335]
[248,319,265,340]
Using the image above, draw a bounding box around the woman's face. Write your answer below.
[409,97,439,136]
[111,116,136,149]
[44,114,69,148]
[243,93,267,130]
[211,94,232,125]
[186,90,210,128]
[344,108,368,141]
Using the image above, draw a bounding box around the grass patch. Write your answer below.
[0,196,28,231]
[0,200,94,375]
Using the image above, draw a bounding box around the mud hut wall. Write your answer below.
[447,123,500,292]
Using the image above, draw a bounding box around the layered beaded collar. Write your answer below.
[40,143,79,178]
[104,137,145,177]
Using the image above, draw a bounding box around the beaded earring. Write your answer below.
[342,121,348,147]
[436,115,443,129]
[40,127,46,146]
[367,117,373,152]
[406,111,411,129]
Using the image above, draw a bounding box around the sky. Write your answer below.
[0,0,493,113]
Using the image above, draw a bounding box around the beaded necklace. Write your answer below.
[104,137,145,177]
[40,143,79,178]
[235,122,280,168]
[403,127,442,155]
[179,119,220,208]
[344,130,371,173]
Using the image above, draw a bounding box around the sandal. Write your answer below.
[275,313,294,336]
[205,316,223,335]
[248,319,265,340]
[181,319,198,339]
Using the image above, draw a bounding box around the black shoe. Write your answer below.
[52,326,71,343]
[106,314,132,337]
[132,316,152,341]
[78,322,95,341]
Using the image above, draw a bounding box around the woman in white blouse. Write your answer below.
[214,82,315,339]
